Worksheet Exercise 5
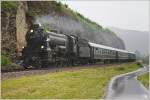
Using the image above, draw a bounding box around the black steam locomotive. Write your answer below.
[22,24,136,68]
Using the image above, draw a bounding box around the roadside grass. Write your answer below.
[2,63,139,99]
[138,73,149,89]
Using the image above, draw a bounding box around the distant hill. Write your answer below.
[109,27,149,56]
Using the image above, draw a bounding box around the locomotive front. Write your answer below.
[22,24,77,68]
[22,24,48,68]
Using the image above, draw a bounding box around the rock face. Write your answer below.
[1,2,17,57]
[16,1,28,55]
[1,1,125,58]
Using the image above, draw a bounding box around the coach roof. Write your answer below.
[88,42,133,54]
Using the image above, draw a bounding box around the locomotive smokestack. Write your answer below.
[33,23,41,29]
[31,23,44,32]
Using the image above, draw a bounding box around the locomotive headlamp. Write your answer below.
[30,29,33,33]
[39,23,42,27]
[41,45,44,49]
[46,38,50,41]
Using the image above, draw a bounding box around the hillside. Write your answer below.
[109,27,149,56]
[1,1,125,59]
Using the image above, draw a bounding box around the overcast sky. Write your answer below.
[61,1,149,31]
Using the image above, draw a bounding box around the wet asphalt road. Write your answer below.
[106,66,149,100]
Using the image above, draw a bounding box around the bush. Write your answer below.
[2,63,21,71]
[43,24,51,31]
[116,67,125,71]
[1,55,12,66]
[1,1,17,9]
[136,60,143,67]
[1,54,21,71]
[64,4,68,8]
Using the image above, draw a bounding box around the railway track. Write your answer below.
[1,62,119,73]
[1,62,125,80]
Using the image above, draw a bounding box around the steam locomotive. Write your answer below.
[22,24,136,68]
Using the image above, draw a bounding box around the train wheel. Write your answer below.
[22,58,30,69]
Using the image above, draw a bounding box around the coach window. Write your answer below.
[99,49,100,54]
[107,50,108,54]
[103,50,105,54]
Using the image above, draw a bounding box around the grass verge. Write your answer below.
[138,73,149,89]
[2,63,139,99]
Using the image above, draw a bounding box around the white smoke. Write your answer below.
[33,14,124,49]
[34,14,86,36]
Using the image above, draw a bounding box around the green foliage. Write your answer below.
[1,63,21,71]
[105,28,113,33]
[53,1,103,31]
[27,1,115,37]
[27,1,115,35]
[2,63,139,99]
[43,24,51,31]
[1,1,17,9]
[115,67,125,71]
[1,54,12,66]
[53,1,64,13]
[56,1,62,7]
[64,4,68,8]
[76,12,103,29]
[1,54,21,71]
[138,73,149,88]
